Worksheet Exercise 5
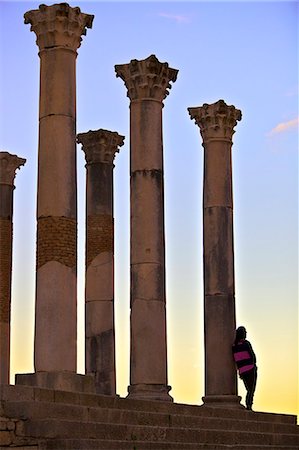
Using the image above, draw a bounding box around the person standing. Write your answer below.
[232,326,257,410]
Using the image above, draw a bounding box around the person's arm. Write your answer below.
[246,340,256,365]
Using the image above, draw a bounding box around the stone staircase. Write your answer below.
[1,384,298,449]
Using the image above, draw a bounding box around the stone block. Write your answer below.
[16,372,95,394]
[130,101,163,172]
[86,253,113,301]
[0,429,12,445]
[35,262,76,372]
[131,262,164,303]
[37,115,76,218]
[131,171,165,264]
[130,299,167,385]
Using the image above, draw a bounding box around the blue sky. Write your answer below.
[0,1,298,415]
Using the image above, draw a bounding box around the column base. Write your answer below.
[202,395,243,409]
[15,372,96,394]
[127,384,173,402]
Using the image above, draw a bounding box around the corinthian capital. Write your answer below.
[24,3,94,52]
[0,152,26,186]
[115,54,178,102]
[77,129,125,165]
[188,100,242,142]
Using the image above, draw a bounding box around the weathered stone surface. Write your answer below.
[0,219,12,323]
[77,129,124,396]
[86,252,113,301]
[37,217,76,269]
[131,170,165,265]
[115,54,178,102]
[35,262,76,372]
[0,152,26,187]
[24,3,93,376]
[37,116,76,218]
[188,99,241,143]
[77,129,124,165]
[130,101,163,171]
[203,207,234,295]
[130,300,168,385]
[86,215,113,267]
[16,372,95,394]
[188,99,241,406]
[0,152,25,386]
[131,263,164,303]
[85,301,114,337]
[24,3,93,52]
[116,56,177,401]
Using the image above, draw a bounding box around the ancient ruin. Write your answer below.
[188,100,242,407]
[16,3,94,392]
[0,152,26,385]
[115,55,178,402]
[0,2,298,449]
[77,129,125,395]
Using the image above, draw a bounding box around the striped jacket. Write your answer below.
[232,339,256,376]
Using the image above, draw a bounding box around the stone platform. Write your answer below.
[1,384,298,449]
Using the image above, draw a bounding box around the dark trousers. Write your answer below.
[241,367,257,409]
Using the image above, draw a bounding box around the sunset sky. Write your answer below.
[0,1,298,416]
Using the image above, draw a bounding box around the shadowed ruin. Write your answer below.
[0,3,298,449]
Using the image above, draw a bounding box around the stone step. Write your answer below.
[3,400,299,436]
[18,419,299,446]
[40,438,299,450]
[1,384,296,425]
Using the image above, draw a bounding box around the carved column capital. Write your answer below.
[77,129,125,165]
[188,100,242,142]
[24,3,94,52]
[115,54,178,102]
[0,152,26,186]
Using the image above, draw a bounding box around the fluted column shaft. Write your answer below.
[188,100,242,406]
[115,55,178,401]
[24,3,93,372]
[77,129,124,395]
[0,152,26,384]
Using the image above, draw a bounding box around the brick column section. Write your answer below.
[77,129,125,395]
[24,4,93,375]
[188,100,242,408]
[0,152,26,384]
[115,55,178,401]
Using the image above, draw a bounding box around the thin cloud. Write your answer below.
[268,118,299,136]
[158,12,191,24]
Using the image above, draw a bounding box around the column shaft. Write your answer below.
[85,163,115,395]
[130,100,167,388]
[188,100,242,407]
[77,128,124,395]
[115,54,178,401]
[0,152,26,384]
[23,3,93,376]
[35,46,77,372]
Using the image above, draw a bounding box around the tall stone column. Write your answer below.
[77,129,124,395]
[0,152,26,385]
[188,100,242,407]
[19,4,93,388]
[115,55,178,401]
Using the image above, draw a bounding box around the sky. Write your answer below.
[0,1,298,417]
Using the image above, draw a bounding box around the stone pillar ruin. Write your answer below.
[77,129,125,395]
[115,55,178,401]
[18,3,94,390]
[0,152,26,385]
[188,100,242,407]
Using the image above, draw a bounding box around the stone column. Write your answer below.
[188,100,242,407]
[115,55,178,401]
[19,4,94,390]
[0,152,26,385]
[77,129,124,395]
